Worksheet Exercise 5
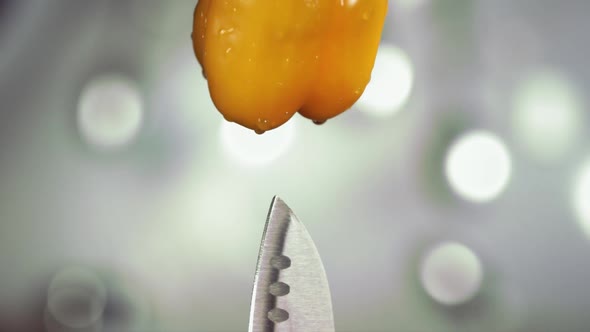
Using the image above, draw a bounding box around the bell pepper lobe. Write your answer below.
[192,0,388,133]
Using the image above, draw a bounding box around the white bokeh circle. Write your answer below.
[220,120,295,167]
[420,242,483,306]
[77,73,144,150]
[512,70,582,162]
[445,130,512,203]
[356,44,414,117]
[397,0,429,11]
[47,267,107,329]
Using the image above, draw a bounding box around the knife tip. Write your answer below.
[267,195,295,226]
[270,195,286,210]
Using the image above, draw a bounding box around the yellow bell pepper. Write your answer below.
[192,0,388,134]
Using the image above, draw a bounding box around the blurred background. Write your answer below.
[1,0,589,331]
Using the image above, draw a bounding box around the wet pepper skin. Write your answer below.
[193,0,388,133]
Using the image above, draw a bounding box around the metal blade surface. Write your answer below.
[248,196,335,332]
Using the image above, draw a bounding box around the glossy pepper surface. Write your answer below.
[192,0,388,133]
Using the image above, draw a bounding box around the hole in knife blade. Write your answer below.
[268,308,289,323]
[269,282,290,297]
[270,255,291,270]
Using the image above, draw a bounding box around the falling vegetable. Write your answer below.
[192,0,388,134]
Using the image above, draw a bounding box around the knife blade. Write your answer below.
[248,196,335,332]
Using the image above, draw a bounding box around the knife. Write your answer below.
[248,196,335,332]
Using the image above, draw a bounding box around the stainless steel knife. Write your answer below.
[248,196,335,332]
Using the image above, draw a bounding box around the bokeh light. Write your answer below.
[46,267,107,329]
[220,119,295,167]
[356,44,414,117]
[512,69,583,163]
[420,242,483,306]
[573,158,590,237]
[445,130,512,203]
[77,73,144,150]
[397,0,429,11]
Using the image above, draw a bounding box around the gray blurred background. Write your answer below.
[1,0,589,331]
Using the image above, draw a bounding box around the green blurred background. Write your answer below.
[1,0,589,331]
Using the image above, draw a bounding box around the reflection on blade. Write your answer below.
[248,196,335,332]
